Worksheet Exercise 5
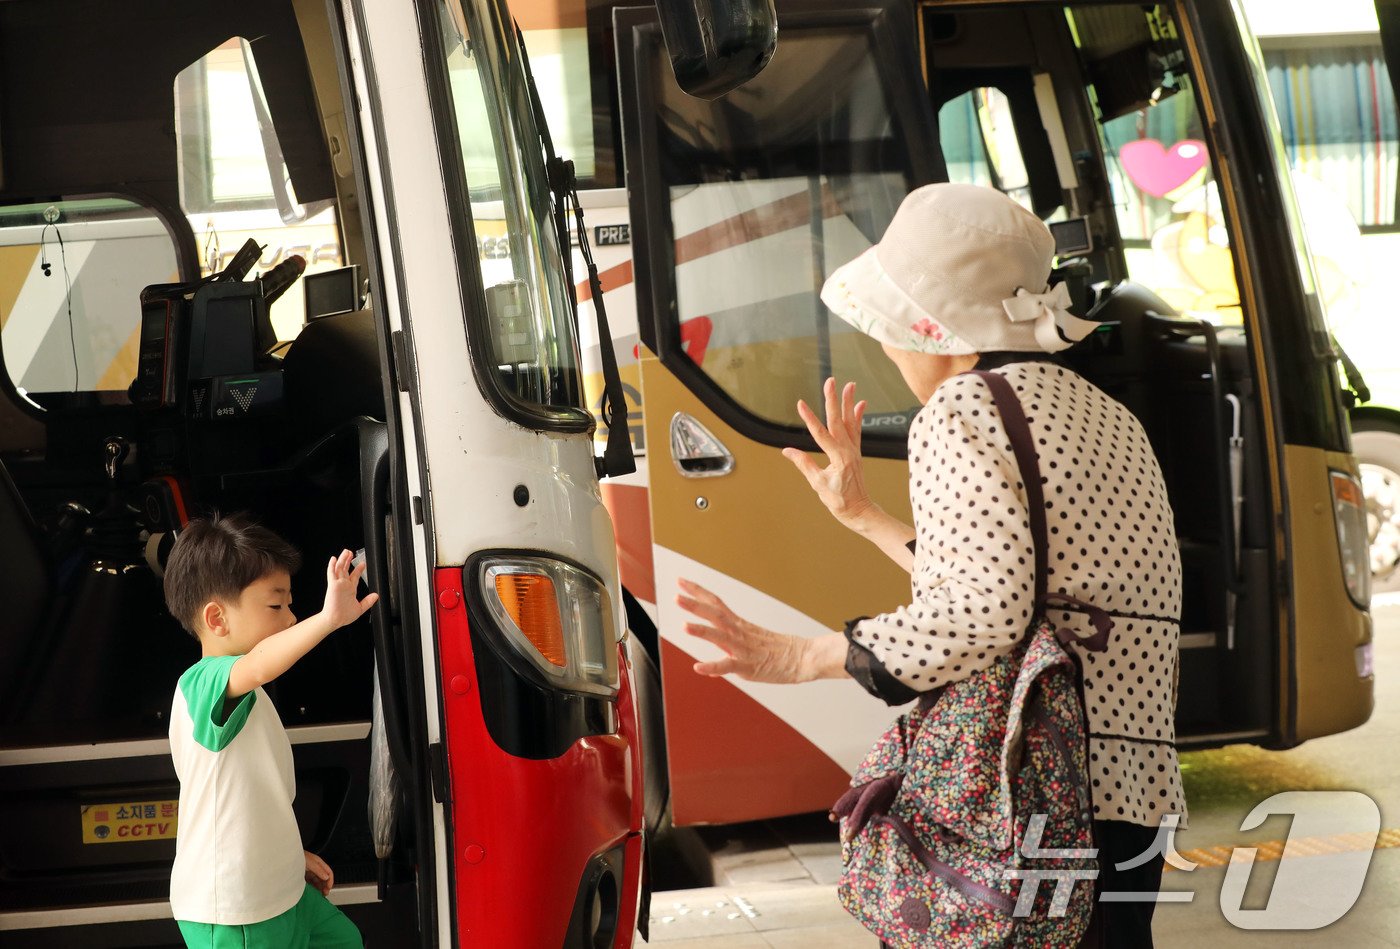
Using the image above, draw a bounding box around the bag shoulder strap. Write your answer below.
[968,369,1048,604]
[967,369,1111,654]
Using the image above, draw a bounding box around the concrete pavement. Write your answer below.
[640,598,1400,946]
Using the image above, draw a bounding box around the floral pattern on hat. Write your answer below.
[822,261,976,356]
[911,318,944,341]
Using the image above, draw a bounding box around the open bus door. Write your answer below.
[617,0,1375,827]
[615,0,948,824]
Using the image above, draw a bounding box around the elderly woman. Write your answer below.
[677,183,1186,946]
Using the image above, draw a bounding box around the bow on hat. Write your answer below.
[1001,283,1099,353]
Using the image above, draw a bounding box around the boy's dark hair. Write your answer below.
[164,513,301,637]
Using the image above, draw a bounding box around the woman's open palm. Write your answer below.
[676,579,809,684]
[782,378,874,529]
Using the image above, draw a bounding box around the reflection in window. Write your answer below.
[436,0,584,415]
[1263,42,1397,229]
[519,16,595,182]
[1259,40,1396,401]
[1094,71,1243,325]
[939,87,1033,209]
[174,38,343,341]
[650,29,923,437]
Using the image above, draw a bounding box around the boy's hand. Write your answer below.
[304,850,334,896]
[226,550,378,699]
[322,548,379,628]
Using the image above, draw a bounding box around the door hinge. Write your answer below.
[428,741,448,804]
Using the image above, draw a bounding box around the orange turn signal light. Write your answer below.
[1331,471,1363,509]
[493,573,567,667]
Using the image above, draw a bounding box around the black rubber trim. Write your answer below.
[461,550,619,760]
[338,0,439,941]
[617,0,942,461]
[415,0,593,436]
[428,740,448,804]
[1181,2,1349,454]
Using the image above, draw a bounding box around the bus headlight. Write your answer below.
[1331,470,1372,608]
[479,556,620,696]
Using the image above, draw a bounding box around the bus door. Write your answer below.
[617,0,1375,830]
[614,0,944,824]
[0,4,440,944]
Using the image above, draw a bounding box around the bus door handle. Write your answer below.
[670,412,735,477]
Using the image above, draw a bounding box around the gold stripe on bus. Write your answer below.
[0,245,39,330]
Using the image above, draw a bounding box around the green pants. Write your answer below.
[177,883,363,949]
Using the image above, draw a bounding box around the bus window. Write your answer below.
[1094,68,1245,325]
[516,2,596,182]
[1259,36,1400,408]
[436,1,587,422]
[940,87,1033,206]
[1263,41,1397,228]
[0,197,178,395]
[638,26,926,438]
[174,39,344,341]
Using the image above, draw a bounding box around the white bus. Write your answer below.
[0,0,659,945]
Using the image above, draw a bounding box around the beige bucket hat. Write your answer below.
[820,183,1098,354]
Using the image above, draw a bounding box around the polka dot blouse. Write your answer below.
[847,361,1187,830]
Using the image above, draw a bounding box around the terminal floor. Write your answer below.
[638,599,1400,946]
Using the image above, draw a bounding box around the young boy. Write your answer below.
[163,513,377,948]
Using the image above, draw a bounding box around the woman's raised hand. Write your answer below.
[677,578,812,684]
[782,378,877,531]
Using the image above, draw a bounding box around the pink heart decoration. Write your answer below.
[1119,139,1208,198]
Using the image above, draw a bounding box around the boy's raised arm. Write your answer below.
[227,550,378,699]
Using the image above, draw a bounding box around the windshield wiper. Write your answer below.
[515,20,636,479]
[1335,335,1371,407]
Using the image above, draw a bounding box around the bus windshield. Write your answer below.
[1231,0,1333,343]
[434,0,587,424]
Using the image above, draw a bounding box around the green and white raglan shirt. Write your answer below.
[169,656,306,925]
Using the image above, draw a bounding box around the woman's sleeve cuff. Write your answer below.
[843,617,920,707]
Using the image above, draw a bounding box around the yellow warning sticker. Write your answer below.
[81,800,178,844]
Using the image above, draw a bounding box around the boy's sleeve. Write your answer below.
[178,656,257,752]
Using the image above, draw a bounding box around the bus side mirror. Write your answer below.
[657,0,778,100]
